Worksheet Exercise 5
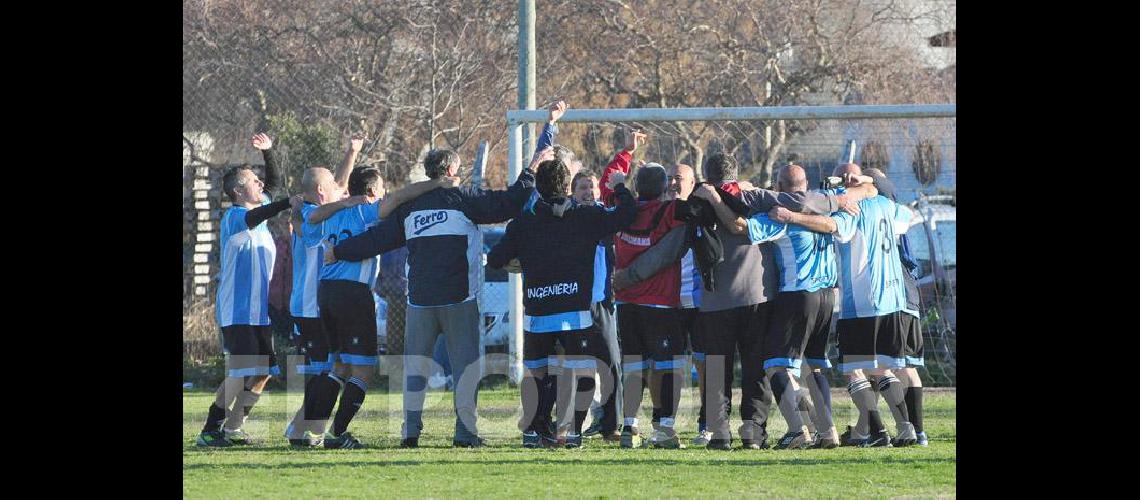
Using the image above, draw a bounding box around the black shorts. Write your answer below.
[678,307,703,358]
[696,302,770,359]
[294,316,332,374]
[317,280,378,366]
[524,325,608,373]
[761,290,824,373]
[617,304,686,372]
[836,312,905,373]
[898,311,925,366]
[221,324,279,377]
[803,288,836,370]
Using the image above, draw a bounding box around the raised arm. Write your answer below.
[531,100,565,161]
[378,176,460,219]
[334,133,366,189]
[599,129,645,206]
[252,133,284,197]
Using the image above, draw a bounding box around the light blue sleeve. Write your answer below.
[300,205,325,247]
[745,214,787,244]
[831,210,857,243]
[891,201,917,235]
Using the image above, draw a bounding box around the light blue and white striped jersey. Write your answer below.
[831,195,916,319]
[217,201,276,327]
[745,214,837,293]
[290,202,322,318]
[303,201,382,285]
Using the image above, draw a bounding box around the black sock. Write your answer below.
[203,403,226,433]
[905,386,924,433]
[811,371,832,413]
[332,377,367,436]
[313,374,345,423]
[659,371,677,421]
[573,375,595,434]
[527,373,555,434]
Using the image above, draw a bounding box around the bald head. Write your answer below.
[301,167,337,204]
[668,163,696,200]
[776,164,808,193]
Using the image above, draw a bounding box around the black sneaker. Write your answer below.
[522,431,542,448]
[400,437,419,448]
[860,430,892,448]
[453,436,485,448]
[582,419,603,438]
[324,432,367,449]
[706,438,733,450]
[773,431,812,450]
[839,425,862,447]
[565,433,583,449]
[195,430,233,448]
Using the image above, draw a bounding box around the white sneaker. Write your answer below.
[691,430,713,446]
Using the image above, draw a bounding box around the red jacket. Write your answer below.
[600,150,632,208]
[614,199,686,307]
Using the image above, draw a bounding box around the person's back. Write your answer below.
[488,158,635,447]
[832,195,911,319]
[614,199,687,307]
[381,172,534,308]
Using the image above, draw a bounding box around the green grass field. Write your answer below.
[184,386,955,498]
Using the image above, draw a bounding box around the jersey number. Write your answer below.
[326,229,353,246]
[878,219,893,254]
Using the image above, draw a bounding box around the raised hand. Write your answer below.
[549,100,567,123]
[251,133,273,150]
[350,133,366,153]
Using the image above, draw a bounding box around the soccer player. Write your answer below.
[770,163,922,447]
[686,153,873,450]
[711,164,841,449]
[488,158,636,448]
[196,133,296,447]
[609,145,694,449]
[283,134,364,447]
[328,147,536,448]
[572,170,624,443]
[293,167,388,449]
[863,167,928,447]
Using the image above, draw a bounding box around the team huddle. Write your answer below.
[196,101,929,451]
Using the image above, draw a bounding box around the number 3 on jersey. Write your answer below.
[326,228,353,246]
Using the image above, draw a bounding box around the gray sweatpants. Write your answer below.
[402,299,481,442]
